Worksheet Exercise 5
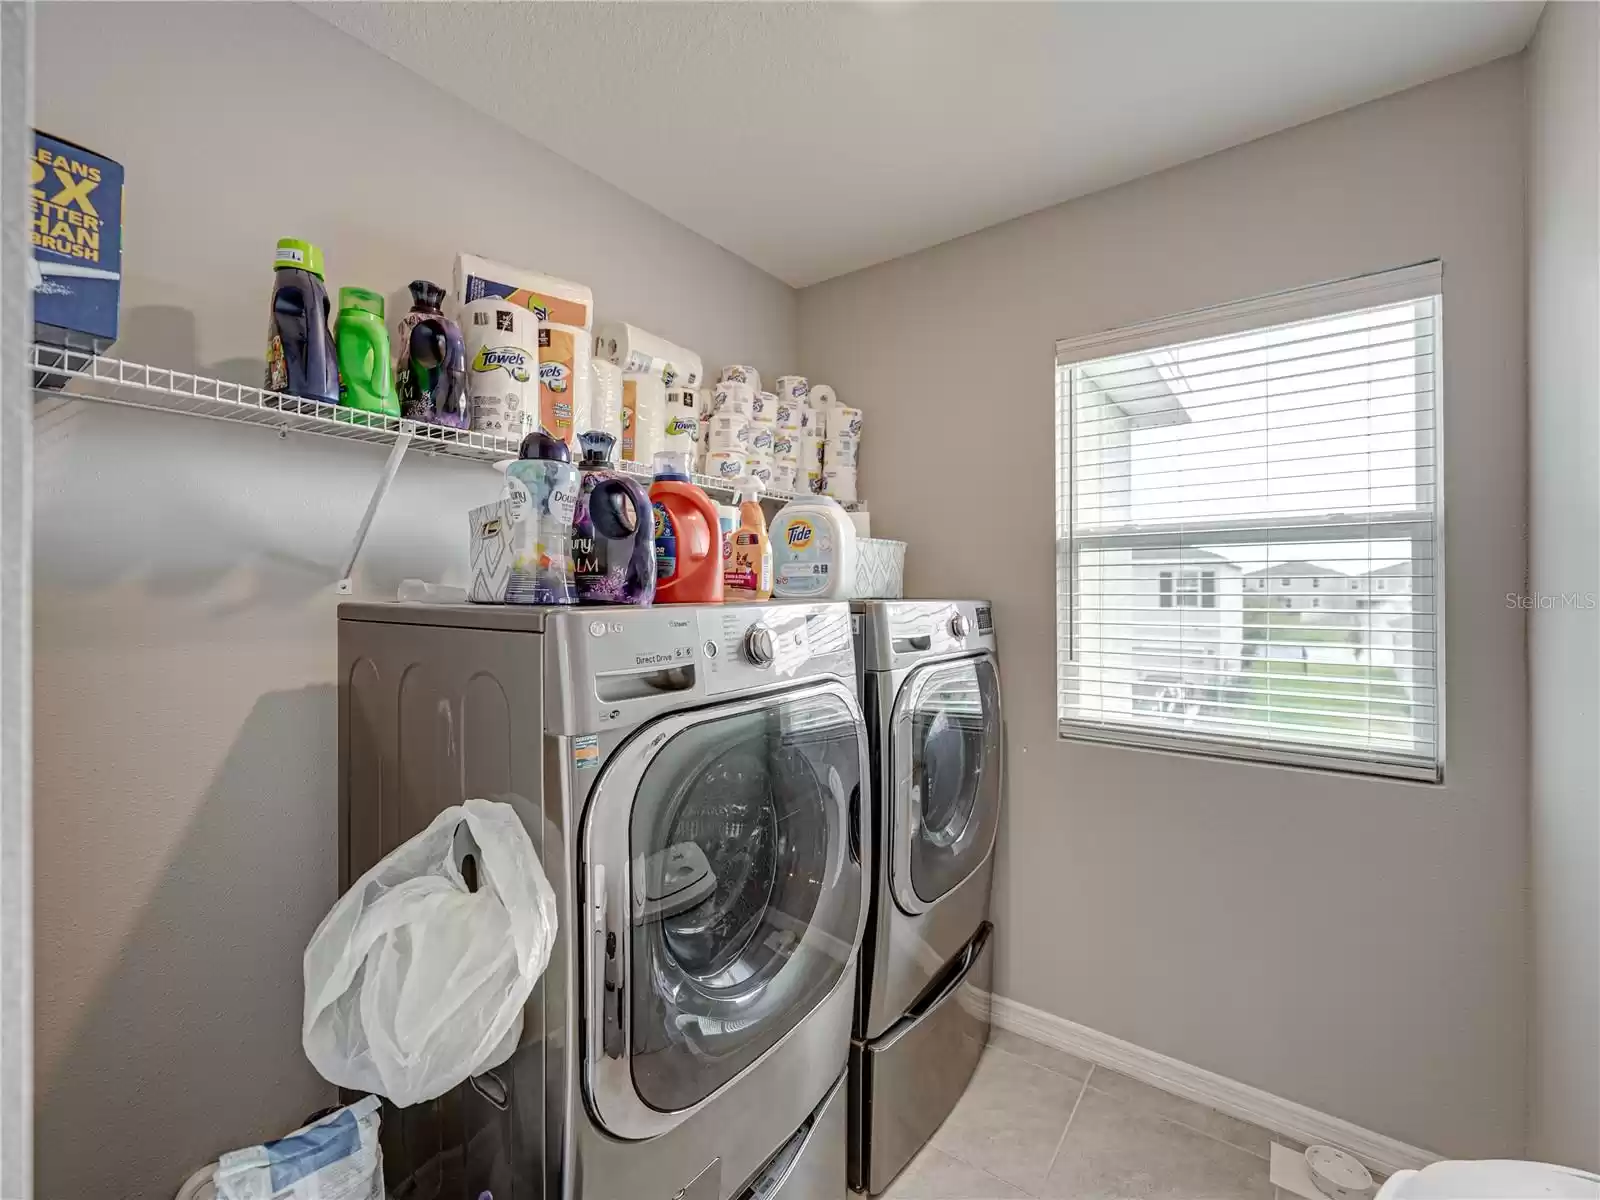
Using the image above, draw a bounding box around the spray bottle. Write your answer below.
[724,475,772,601]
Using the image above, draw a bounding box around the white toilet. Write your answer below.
[1376,1160,1600,1200]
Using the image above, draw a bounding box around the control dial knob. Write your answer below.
[743,625,775,667]
[949,612,970,640]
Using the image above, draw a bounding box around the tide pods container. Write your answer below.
[771,495,858,600]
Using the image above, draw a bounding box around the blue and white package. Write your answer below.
[212,1096,383,1200]
[31,130,123,353]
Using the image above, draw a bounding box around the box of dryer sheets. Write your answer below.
[30,131,123,370]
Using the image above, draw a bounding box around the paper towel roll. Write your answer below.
[594,321,704,389]
[774,376,809,403]
[463,297,540,440]
[808,383,838,409]
[718,365,761,392]
[822,466,857,504]
[824,432,860,469]
[540,322,592,450]
[622,374,668,464]
[704,450,747,480]
[453,254,592,330]
[706,414,751,452]
[663,388,701,455]
[751,390,779,425]
[589,359,624,439]
[749,425,776,456]
[712,380,756,417]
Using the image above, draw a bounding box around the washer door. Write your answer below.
[584,680,867,1139]
[890,653,1002,914]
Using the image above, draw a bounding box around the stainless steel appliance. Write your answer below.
[338,600,870,1200]
[847,600,1002,1195]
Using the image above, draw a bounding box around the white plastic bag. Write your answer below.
[303,798,557,1107]
[210,1096,383,1200]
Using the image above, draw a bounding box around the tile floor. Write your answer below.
[882,1029,1285,1200]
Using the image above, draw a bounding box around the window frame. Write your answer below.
[1054,262,1446,783]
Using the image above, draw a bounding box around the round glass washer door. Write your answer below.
[894,653,1002,910]
[625,687,864,1115]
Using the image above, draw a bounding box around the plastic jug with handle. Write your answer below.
[265,237,339,405]
[335,288,399,419]
[649,451,723,604]
[572,431,656,605]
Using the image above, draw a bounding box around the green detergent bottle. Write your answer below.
[335,287,400,419]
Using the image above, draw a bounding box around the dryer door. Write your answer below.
[890,652,1002,914]
[584,680,867,1139]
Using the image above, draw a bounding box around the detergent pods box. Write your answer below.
[31,131,123,357]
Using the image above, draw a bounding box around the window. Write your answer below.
[1055,263,1442,782]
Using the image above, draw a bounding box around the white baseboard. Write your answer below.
[989,994,1440,1178]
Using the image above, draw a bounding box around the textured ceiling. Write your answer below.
[310,1,1541,287]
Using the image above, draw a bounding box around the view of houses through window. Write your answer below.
[1056,272,1441,779]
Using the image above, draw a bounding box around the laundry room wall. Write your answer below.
[1525,0,1600,1173]
[798,58,1528,1159]
[30,5,796,1199]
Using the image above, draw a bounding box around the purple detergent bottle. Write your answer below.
[395,280,468,428]
[572,431,656,605]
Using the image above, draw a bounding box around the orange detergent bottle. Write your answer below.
[648,451,725,603]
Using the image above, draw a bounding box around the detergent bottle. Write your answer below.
[771,494,858,600]
[334,288,399,419]
[648,451,723,604]
[572,431,656,605]
[723,476,772,602]
[265,238,339,405]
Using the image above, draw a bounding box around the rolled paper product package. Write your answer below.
[594,321,704,388]
[706,413,752,452]
[621,374,668,463]
[830,404,864,439]
[663,388,701,455]
[751,390,779,425]
[807,383,838,409]
[798,432,827,471]
[774,375,809,404]
[822,465,858,504]
[770,463,799,494]
[718,365,761,391]
[824,432,860,469]
[462,296,539,440]
[772,431,800,463]
[746,457,774,488]
[704,449,746,479]
[711,379,756,417]
[589,359,624,440]
[539,322,592,449]
[773,396,805,430]
[749,425,776,457]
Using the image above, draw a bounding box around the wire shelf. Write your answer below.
[29,344,816,503]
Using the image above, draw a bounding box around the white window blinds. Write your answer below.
[1055,263,1443,782]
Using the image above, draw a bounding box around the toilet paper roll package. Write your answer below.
[719,365,761,392]
[822,466,858,504]
[589,359,624,440]
[749,424,776,457]
[747,458,774,489]
[770,463,799,494]
[621,374,668,463]
[772,431,800,463]
[706,413,751,452]
[663,388,701,455]
[774,375,809,404]
[712,379,756,417]
[825,432,860,469]
[705,449,747,479]
[594,321,704,389]
[774,396,805,431]
[807,383,838,409]
[751,391,779,426]
[798,432,827,471]
[830,405,864,440]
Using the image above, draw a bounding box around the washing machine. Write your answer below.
[847,599,1003,1195]
[337,600,870,1200]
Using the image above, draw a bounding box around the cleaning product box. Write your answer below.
[31,131,123,355]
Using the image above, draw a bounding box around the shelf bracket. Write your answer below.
[336,430,413,595]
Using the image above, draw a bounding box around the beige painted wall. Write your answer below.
[1526,0,1600,1172]
[799,59,1529,1157]
[30,5,796,1198]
